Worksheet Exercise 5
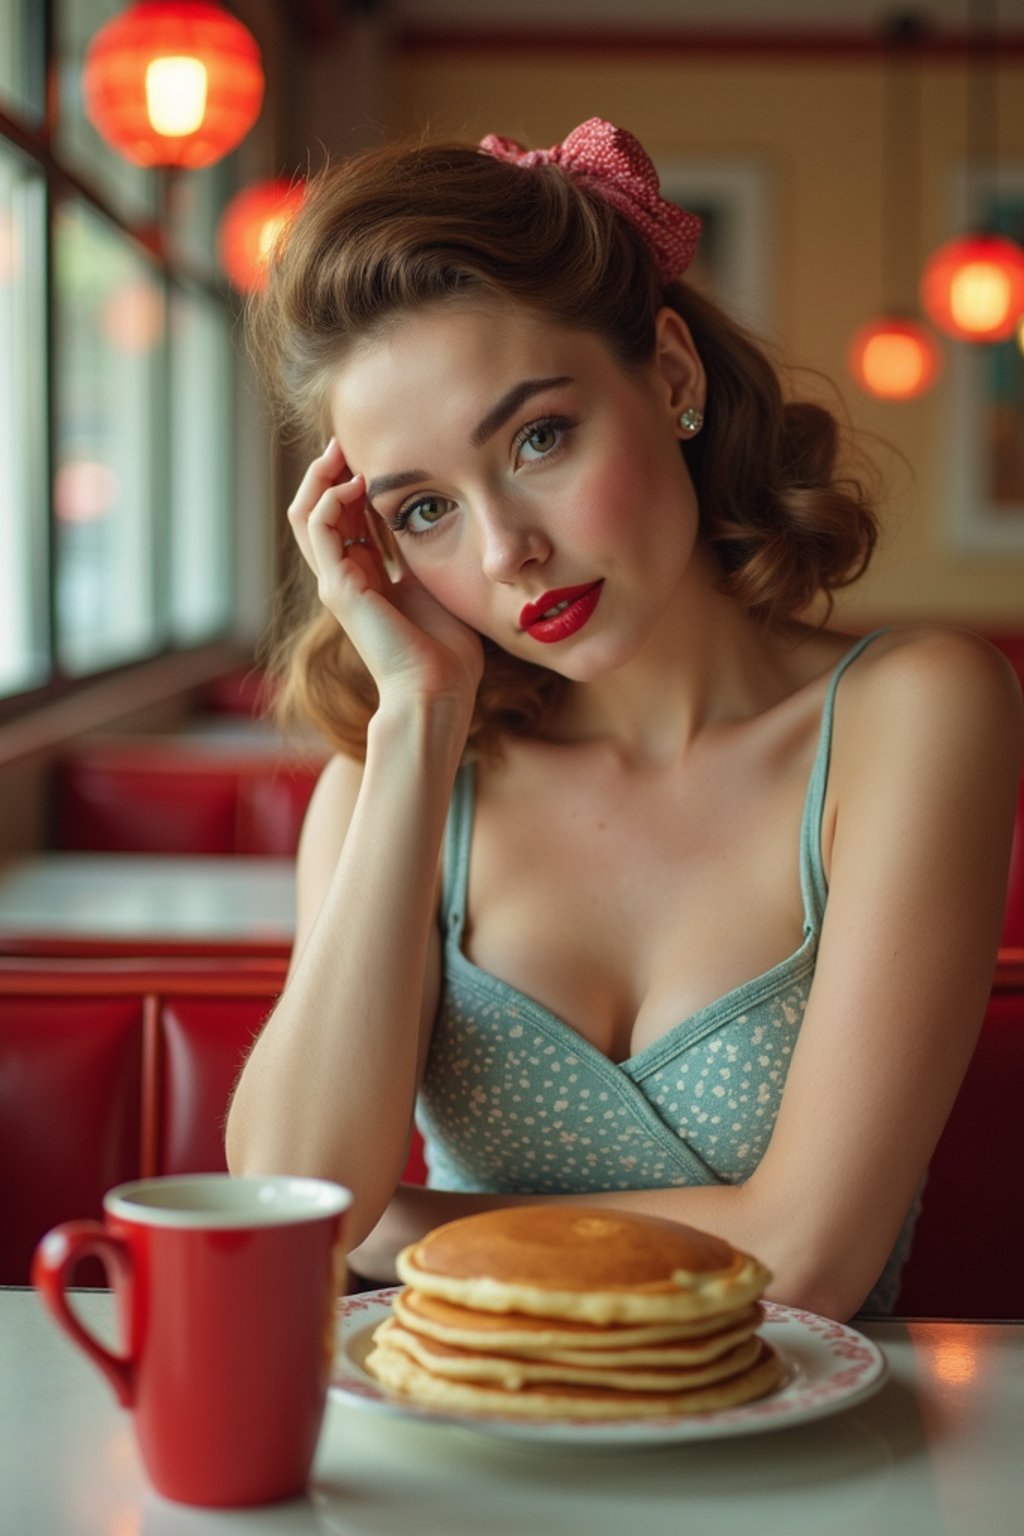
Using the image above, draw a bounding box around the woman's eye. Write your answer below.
[522,424,558,457]
[515,415,574,465]
[394,495,453,537]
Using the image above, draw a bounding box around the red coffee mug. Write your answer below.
[32,1174,351,1507]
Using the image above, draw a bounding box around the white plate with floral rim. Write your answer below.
[329,1288,887,1449]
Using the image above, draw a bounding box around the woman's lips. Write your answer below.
[518,581,604,644]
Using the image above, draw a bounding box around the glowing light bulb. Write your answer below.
[921,234,1024,342]
[847,318,941,400]
[83,3,264,169]
[257,214,290,264]
[145,56,208,137]
[217,180,307,293]
[948,261,1014,334]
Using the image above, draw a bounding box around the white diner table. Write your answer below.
[0,854,295,957]
[1,1288,1021,1536]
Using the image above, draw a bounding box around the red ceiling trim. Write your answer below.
[394,28,1024,62]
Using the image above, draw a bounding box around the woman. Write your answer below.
[226,120,1022,1319]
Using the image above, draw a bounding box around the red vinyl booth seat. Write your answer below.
[53,750,324,858]
[155,996,272,1176]
[0,960,286,1285]
[1001,777,1024,949]
[893,961,1024,1318]
[1,997,143,1288]
[198,667,273,718]
[0,957,426,1287]
[234,771,323,858]
[2,954,1018,1311]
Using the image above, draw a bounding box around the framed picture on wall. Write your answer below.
[655,159,775,335]
[947,167,1024,553]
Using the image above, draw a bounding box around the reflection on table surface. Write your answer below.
[0,854,295,949]
[2,1289,1022,1536]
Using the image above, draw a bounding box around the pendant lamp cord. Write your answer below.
[884,15,925,312]
[967,0,998,227]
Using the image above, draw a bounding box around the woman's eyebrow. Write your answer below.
[365,376,572,501]
[470,376,572,447]
[365,469,428,502]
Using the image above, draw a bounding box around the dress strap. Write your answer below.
[441,762,475,945]
[799,629,891,933]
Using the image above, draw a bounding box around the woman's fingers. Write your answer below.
[288,438,390,591]
[287,437,349,573]
[283,440,482,704]
[306,472,390,605]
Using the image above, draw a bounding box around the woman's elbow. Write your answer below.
[765,1245,883,1322]
[768,1274,862,1323]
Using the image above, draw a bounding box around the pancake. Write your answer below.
[372,1315,765,1391]
[392,1289,764,1366]
[393,1288,762,1351]
[368,1207,783,1420]
[396,1206,771,1323]
[366,1335,786,1420]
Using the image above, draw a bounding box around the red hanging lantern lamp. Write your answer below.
[848,316,942,401]
[920,233,1024,342]
[82,2,265,170]
[920,2,1024,342]
[216,179,306,293]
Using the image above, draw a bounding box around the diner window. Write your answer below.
[169,285,234,642]
[0,0,250,707]
[0,145,48,695]
[54,201,166,675]
[0,0,38,121]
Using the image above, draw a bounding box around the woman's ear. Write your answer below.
[652,307,706,428]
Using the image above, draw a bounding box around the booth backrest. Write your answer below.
[893,955,1024,1317]
[53,750,324,857]
[1001,777,1024,949]
[0,958,285,1284]
[2,953,1019,1312]
[0,955,429,1286]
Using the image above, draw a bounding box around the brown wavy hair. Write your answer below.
[249,136,879,759]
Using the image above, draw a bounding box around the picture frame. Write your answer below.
[655,158,775,334]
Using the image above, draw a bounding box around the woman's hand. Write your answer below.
[288,438,484,713]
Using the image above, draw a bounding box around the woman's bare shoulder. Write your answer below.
[844,623,1022,723]
[834,623,1023,795]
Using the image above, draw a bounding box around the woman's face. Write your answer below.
[326,299,706,681]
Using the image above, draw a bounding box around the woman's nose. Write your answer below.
[478,500,551,583]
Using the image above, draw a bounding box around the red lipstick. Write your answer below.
[518,581,603,644]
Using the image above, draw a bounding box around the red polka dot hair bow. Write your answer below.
[479,117,701,284]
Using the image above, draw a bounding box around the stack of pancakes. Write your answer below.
[365,1206,785,1419]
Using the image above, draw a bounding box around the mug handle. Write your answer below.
[32,1220,136,1407]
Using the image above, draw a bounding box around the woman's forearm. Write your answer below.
[348,1179,872,1320]
[225,698,468,1244]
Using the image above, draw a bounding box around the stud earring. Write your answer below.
[678,406,704,434]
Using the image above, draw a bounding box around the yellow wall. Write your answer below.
[382,47,1024,628]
